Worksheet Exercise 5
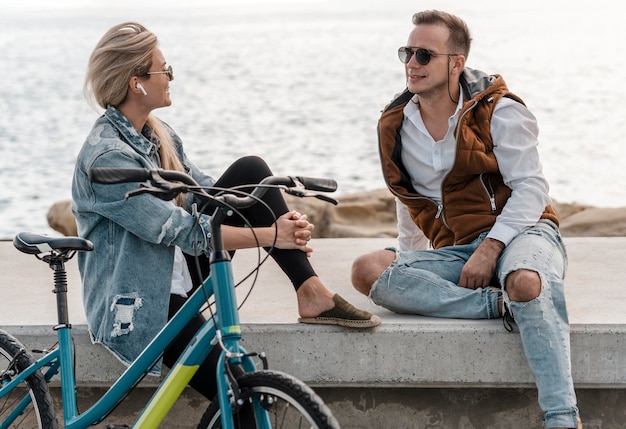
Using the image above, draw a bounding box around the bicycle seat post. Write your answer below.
[45,255,71,329]
[44,253,80,419]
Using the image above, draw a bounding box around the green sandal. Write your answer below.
[298,294,381,328]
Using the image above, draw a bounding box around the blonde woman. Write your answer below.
[72,22,380,401]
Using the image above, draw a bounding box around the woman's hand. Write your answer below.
[273,210,314,256]
[222,210,315,255]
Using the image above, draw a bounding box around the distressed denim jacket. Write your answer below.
[71,106,215,371]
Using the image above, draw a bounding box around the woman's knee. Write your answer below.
[235,155,267,168]
[505,269,541,302]
[227,156,272,181]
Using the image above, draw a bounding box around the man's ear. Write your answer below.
[451,55,465,73]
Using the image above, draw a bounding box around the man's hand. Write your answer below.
[458,238,505,289]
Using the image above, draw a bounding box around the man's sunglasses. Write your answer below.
[397,47,459,65]
[146,65,174,81]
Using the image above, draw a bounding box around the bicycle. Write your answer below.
[0,167,341,429]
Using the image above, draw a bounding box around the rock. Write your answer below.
[286,189,397,238]
[551,200,591,220]
[559,207,626,237]
[47,200,77,237]
[47,191,626,239]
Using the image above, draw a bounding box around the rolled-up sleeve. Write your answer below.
[396,198,430,251]
[488,98,552,245]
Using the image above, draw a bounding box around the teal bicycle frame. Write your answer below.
[1,216,267,429]
[3,169,338,429]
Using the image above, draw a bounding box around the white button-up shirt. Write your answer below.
[396,89,552,251]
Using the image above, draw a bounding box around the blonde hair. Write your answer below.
[84,22,185,190]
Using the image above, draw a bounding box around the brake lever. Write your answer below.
[315,194,338,205]
[284,188,338,206]
[125,185,156,199]
[125,184,185,201]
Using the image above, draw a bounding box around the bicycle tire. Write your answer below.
[0,329,58,429]
[197,369,340,429]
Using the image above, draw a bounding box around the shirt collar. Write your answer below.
[405,85,466,121]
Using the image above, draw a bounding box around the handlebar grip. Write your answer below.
[89,168,151,184]
[295,176,338,193]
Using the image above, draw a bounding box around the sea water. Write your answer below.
[1,0,625,239]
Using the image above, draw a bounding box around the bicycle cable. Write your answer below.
[186,184,283,339]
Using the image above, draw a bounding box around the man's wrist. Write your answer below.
[483,237,505,253]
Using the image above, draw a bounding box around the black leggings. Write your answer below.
[163,156,317,399]
[189,155,316,289]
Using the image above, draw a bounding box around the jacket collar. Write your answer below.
[385,67,498,114]
[460,67,500,101]
[104,106,159,158]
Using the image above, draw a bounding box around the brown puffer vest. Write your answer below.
[378,68,558,249]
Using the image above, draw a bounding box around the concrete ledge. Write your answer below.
[2,238,625,427]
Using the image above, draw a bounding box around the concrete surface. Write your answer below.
[1,237,625,428]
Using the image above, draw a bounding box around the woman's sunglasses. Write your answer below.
[146,65,174,81]
[397,47,459,65]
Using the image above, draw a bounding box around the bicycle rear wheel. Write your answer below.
[0,330,58,429]
[197,370,339,429]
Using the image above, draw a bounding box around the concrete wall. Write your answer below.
[47,386,624,428]
[2,238,625,428]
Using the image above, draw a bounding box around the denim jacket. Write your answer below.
[71,106,214,371]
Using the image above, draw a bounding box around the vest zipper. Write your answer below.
[480,173,497,213]
[435,204,444,218]
[388,188,451,229]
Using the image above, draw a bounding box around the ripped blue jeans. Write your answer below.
[370,220,580,428]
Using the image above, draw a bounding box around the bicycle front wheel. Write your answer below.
[197,370,339,429]
[0,330,58,429]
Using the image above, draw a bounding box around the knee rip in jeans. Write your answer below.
[504,269,543,303]
[110,293,143,337]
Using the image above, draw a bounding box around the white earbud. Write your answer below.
[136,82,147,96]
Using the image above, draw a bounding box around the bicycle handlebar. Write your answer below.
[88,167,198,186]
[88,167,338,208]
[290,176,337,193]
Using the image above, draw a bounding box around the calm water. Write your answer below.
[1,0,625,239]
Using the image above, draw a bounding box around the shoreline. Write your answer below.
[45,189,626,239]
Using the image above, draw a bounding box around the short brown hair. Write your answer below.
[412,10,472,58]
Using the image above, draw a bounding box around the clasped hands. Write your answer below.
[273,210,314,256]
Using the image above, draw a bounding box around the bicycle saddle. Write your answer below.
[13,232,94,255]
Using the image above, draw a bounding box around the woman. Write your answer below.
[72,21,380,400]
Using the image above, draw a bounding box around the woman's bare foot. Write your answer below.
[296,276,381,328]
[296,276,335,318]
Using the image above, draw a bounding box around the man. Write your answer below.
[351,10,582,429]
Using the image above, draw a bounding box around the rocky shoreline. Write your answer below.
[48,190,626,239]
